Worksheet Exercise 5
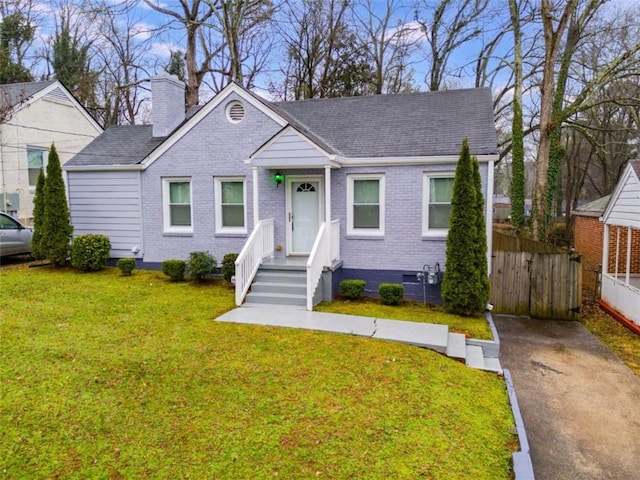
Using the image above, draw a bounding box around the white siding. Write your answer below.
[252,129,330,167]
[606,171,640,228]
[68,171,143,258]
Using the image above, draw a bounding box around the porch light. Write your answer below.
[274,171,284,188]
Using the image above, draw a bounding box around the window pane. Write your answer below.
[28,169,42,187]
[222,205,244,227]
[169,182,190,204]
[354,180,379,204]
[430,177,454,203]
[429,204,452,229]
[27,150,44,168]
[221,181,243,204]
[27,150,44,187]
[170,205,191,226]
[354,205,380,228]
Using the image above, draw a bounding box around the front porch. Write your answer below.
[601,224,640,328]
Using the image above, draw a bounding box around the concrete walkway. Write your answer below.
[217,304,501,372]
[494,315,640,480]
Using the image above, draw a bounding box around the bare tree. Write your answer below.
[144,0,216,107]
[91,0,156,125]
[531,0,578,240]
[203,0,274,89]
[352,0,417,94]
[415,0,490,91]
[278,0,370,100]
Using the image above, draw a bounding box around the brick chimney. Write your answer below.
[151,74,185,137]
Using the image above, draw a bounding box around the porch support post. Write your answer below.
[602,223,609,275]
[626,227,632,286]
[252,166,259,227]
[325,165,331,223]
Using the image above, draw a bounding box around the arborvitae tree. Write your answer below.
[441,138,487,316]
[30,169,46,260]
[472,156,491,309]
[41,144,73,267]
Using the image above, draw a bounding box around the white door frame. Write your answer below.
[285,175,324,256]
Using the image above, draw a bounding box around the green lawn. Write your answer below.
[581,299,640,376]
[316,298,493,340]
[1,267,515,479]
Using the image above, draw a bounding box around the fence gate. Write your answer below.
[491,250,582,320]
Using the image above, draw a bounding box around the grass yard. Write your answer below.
[316,298,493,340]
[581,300,640,376]
[1,266,515,479]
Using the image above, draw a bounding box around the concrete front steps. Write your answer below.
[446,331,502,373]
[244,263,307,307]
[221,302,502,373]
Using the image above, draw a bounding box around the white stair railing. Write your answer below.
[306,219,340,311]
[235,219,274,306]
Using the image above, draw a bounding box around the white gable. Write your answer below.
[250,125,336,168]
[602,162,640,228]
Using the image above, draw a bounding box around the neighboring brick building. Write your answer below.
[573,194,640,294]
[573,195,610,293]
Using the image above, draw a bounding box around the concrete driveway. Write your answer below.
[494,315,640,480]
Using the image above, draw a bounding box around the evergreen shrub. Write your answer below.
[41,144,73,266]
[71,234,111,272]
[379,283,404,305]
[186,251,217,283]
[339,279,366,300]
[222,253,239,282]
[116,258,136,276]
[162,259,186,281]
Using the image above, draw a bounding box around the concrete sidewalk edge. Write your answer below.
[504,368,535,480]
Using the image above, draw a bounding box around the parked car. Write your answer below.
[0,212,33,257]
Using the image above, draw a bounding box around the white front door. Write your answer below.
[287,177,323,255]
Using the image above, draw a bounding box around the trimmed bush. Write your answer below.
[379,283,404,305]
[116,258,136,276]
[162,259,186,281]
[339,279,366,300]
[222,253,239,282]
[71,234,111,272]
[186,251,217,283]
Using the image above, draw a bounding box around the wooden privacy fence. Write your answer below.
[491,233,582,320]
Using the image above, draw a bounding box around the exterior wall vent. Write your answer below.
[226,101,245,123]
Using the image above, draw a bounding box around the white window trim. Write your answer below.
[346,173,385,236]
[214,176,247,234]
[422,172,455,236]
[162,177,193,234]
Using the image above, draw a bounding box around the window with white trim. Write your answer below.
[214,177,246,233]
[347,174,385,236]
[423,174,454,234]
[162,178,192,233]
[27,148,47,187]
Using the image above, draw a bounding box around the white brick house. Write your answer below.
[0,80,102,224]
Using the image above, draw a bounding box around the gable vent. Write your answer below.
[45,87,71,104]
[226,101,245,123]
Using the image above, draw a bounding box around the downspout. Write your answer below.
[486,158,495,275]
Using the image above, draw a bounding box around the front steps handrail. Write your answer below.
[235,219,274,306]
[306,219,340,311]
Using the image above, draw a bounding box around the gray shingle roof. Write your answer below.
[572,195,611,217]
[275,88,498,157]
[66,86,497,167]
[0,80,56,108]
[66,125,164,167]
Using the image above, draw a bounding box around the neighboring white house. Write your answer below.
[600,160,640,329]
[0,80,103,224]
